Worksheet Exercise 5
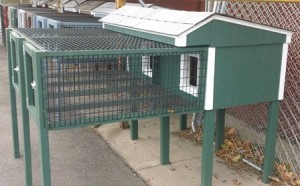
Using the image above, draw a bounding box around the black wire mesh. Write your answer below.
[15,28,176,51]
[40,52,207,129]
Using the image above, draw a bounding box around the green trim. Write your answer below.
[105,24,175,46]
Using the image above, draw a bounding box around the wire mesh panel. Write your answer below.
[40,52,207,129]
[19,28,207,129]
[222,1,300,181]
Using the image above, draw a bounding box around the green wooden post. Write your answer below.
[179,114,187,131]
[34,52,51,186]
[262,100,280,183]
[215,109,225,151]
[16,37,33,186]
[38,127,51,186]
[160,116,170,165]
[7,29,20,158]
[130,120,138,140]
[201,110,216,186]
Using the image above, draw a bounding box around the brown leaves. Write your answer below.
[172,128,203,145]
[274,163,300,186]
[174,126,300,186]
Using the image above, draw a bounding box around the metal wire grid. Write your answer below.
[222,1,300,175]
[39,52,207,129]
[16,28,176,51]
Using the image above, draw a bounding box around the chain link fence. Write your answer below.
[216,1,300,180]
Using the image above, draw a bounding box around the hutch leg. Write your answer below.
[201,110,216,186]
[262,100,280,183]
[179,114,187,131]
[38,127,51,186]
[10,88,20,158]
[215,109,225,151]
[130,120,138,140]
[7,29,20,158]
[21,100,32,186]
[160,116,170,165]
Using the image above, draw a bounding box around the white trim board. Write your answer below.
[278,43,289,100]
[204,47,216,111]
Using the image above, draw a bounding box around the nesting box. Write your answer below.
[101,6,292,110]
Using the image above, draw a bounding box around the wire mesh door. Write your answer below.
[218,2,300,183]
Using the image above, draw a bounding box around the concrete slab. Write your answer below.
[96,116,268,186]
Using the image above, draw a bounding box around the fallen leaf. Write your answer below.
[170,167,176,171]
[227,128,236,135]
[232,154,242,163]
[213,174,219,180]
[232,179,241,185]
[269,176,280,183]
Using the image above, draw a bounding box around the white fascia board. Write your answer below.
[278,43,289,100]
[204,47,216,111]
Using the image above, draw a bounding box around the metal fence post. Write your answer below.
[262,100,280,183]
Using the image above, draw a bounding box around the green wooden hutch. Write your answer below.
[7,6,292,186]
[101,6,293,186]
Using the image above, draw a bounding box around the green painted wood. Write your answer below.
[215,109,225,151]
[213,44,283,109]
[16,36,33,186]
[38,127,51,186]
[201,110,216,186]
[262,101,280,183]
[186,20,287,47]
[105,24,175,46]
[130,120,138,140]
[179,114,187,131]
[35,53,51,186]
[7,29,20,158]
[160,116,170,165]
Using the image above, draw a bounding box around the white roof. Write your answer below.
[64,0,86,8]
[101,6,292,47]
[91,2,151,16]
[101,6,213,36]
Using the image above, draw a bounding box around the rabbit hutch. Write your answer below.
[7,6,292,186]
[34,13,102,28]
